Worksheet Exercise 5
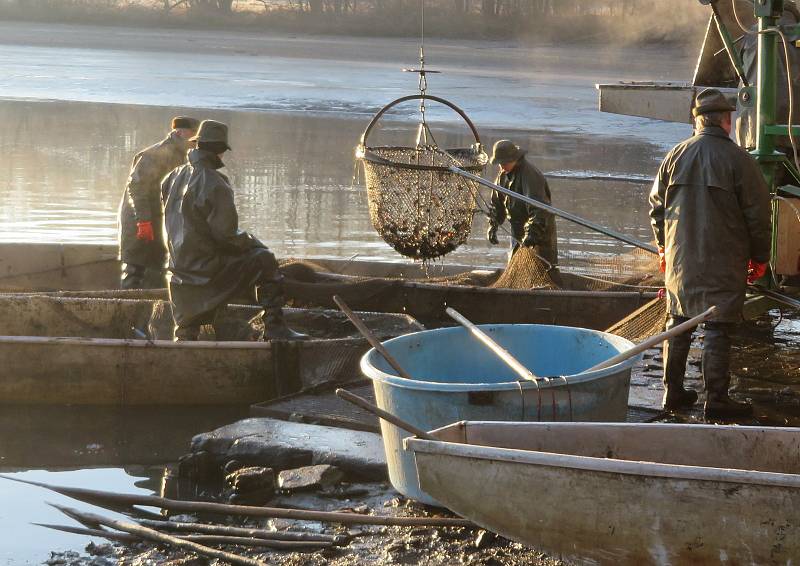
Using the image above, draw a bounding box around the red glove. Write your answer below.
[747,259,768,284]
[136,221,155,242]
[657,288,666,300]
[658,247,666,273]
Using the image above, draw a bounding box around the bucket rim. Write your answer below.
[360,323,640,392]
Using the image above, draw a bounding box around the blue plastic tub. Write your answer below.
[360,324,640,504]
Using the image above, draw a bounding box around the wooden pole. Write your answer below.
[1,476,472,528]
[136,518,348,545]
[584,306,717,373]
[38,521,334,551]
[49,504,266,566]
[34,523,139,544]
[333,295,414,380]
[336,389,437,441]
[445,307,539,382]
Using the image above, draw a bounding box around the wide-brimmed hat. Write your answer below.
[490,140,526,165]
[171,116,200,130]
[189,120,231,150]
[692,88,736,117]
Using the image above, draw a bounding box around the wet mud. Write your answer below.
[45,478,563,566]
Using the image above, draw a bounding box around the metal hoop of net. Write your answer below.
[356,94,488,261]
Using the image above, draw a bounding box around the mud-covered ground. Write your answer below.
[43,484,562,566]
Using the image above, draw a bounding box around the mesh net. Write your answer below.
[487,246,666,339]
[361,146,487,260]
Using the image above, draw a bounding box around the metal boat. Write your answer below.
[0,294,421,405]
[0,242,655,329]
[406,421,800,565]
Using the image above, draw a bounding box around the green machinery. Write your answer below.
[597,0,800,311]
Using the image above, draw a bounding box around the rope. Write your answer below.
[731,0,754,35]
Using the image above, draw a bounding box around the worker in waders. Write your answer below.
[118,116,200,289]
[486,140,561,284]
[161,120,307,342]
[650,89,772,419]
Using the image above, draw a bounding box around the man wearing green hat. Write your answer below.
[650,88,771,418]
[118,116,200,289]
[486,139,559,275]
[161,119,307,342]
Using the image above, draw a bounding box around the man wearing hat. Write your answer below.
[161,119,307,342]
[118,116,200,289]
[650,88,771,418]
[487,140,559,274]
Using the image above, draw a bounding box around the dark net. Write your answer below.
[360,146,487,260]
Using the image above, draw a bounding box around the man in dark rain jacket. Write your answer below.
[118,116,199,289]
[650,88,772,418]
[161,120,307,342]
[487,140,560,280]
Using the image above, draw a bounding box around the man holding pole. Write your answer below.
[649,88,772,418]
[486,140,560,281]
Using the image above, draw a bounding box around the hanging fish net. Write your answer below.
[357,95,488,260]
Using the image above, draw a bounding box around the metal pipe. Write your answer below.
[448,166,658,254]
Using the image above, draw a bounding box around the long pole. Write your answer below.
[448,166,658,254]
[333,295,414,380]
[583,306,717,373]
[445,307,539,382]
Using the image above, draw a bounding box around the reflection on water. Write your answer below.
[0,405,247,563]
[0,99,666,266]
[0,468,152,565]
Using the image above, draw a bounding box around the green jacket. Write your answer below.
[490,158,558,266]
[650,126,772,322]
[161,149,267,326]
[118,131,189,268]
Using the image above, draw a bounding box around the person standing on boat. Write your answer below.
[118,116,200,289]
[650,89,771,419]
[161,120,307,342]
[486,140,560,282]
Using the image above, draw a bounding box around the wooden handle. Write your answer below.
[336,389,437,441]
[333,295,413,380]
[584,306,718,373]
[446,307,538,382]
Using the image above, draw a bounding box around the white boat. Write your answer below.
[406,421,800,565]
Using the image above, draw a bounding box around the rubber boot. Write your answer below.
[258,280,308,341]
[703,323,751,419]
[174,325,200,342]
[661,316,698,412]
[120,263,146,290]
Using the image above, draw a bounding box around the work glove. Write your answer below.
[747,259,768,284]
[136,221,155,242]
[487,223,499,245]
[658,246,666,273]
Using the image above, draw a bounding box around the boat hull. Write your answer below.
[0,242,654,329]
[408,422,800,565]
[0,295,421,406]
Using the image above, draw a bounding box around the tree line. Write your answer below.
[7,0,696,17]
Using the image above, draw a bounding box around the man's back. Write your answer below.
[162,148,263,287]
[650,126,771,321]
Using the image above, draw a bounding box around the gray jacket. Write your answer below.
[650,126,772,322]
[118,131,188,267]
[161,148,267,326]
